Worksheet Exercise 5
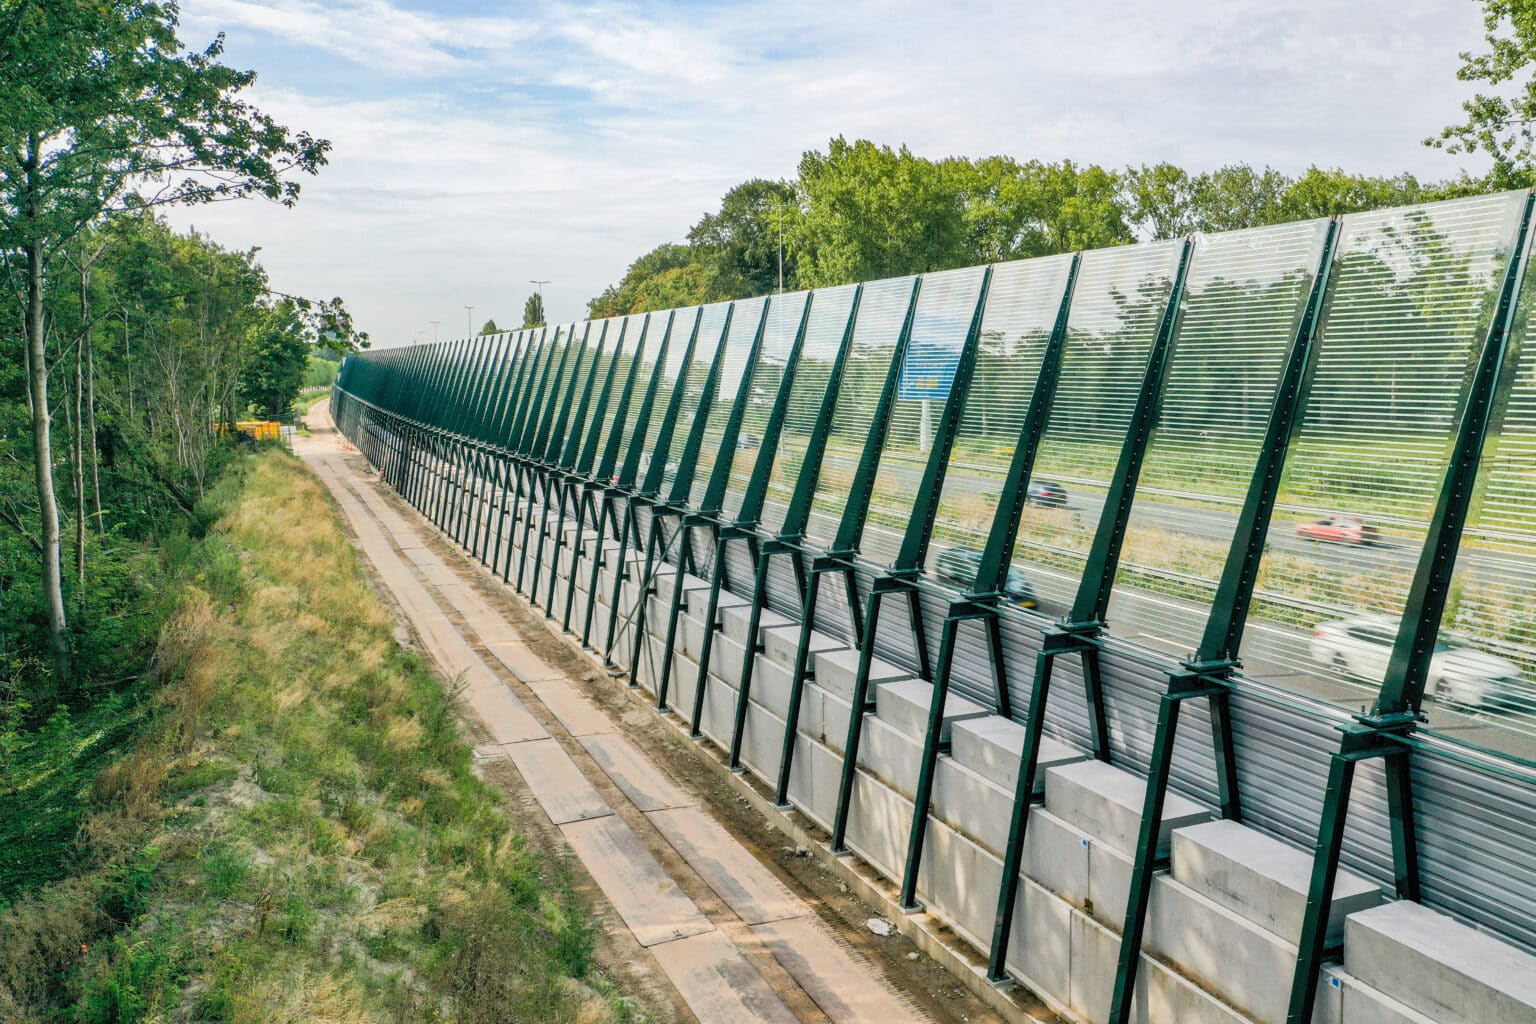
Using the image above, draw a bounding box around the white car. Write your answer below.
[1309,613,1525,711]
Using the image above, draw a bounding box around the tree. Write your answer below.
[587,243,694,317]
[522,292,546,328]
[478,318,501,335]
[1431,0,1536,186]
[241,308,309,419]
[792,137,970,288]
[687,178,797,300]
[1122,163,1200,239]
[0,1,329,685]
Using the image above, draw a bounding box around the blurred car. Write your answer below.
[932,545,1038,608]
[1295,514,1378,545]
[736,432,760,451]
[1309,613,1524,710]
[1026,479,1068,508]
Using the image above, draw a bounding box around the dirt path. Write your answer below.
[296,403,1008,1024]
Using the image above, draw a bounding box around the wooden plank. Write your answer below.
[752,917,925,1024]
[579,733,694,811]
[505,738,611,824]
[650,929,802,1024]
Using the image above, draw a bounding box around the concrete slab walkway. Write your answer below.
[297,410,925,1024]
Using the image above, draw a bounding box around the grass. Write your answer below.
[0,450,643,1024]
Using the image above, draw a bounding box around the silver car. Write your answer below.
[1309,613,1525,710]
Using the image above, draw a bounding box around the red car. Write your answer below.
[1295,514,1378,545]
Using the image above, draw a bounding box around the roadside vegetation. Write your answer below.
[0,451,636,1023]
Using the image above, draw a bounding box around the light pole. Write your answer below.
[465,306,475,336]
[429,320,440,343]
[765,201,793,294]
[529,280,550,327]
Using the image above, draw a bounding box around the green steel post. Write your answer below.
[986,631,1083,982]
[1106,675,1226,1024]
[772,547,825,806]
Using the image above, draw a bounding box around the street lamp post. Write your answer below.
[765,201,792,294]
[429,320,441,343]
[465,306,475,336]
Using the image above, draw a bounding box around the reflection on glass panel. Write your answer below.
[758,285,859,534]
[923,254,1074,593]
[599,314,653,474]
[803,276,917,550]
[643,304,723,495]
[723,292,810,521]
[633,308,699,488]
[548,323,598,465]
[573,319,622,469]
[515,331,554,451]
[1007,240,1185,608]
[690,297,769,509]
[1103,220,1331,655]
[1240,192,1526,721]
[533,325,577,460]
[498,331,535,443]
[481,334,520,442]
[860,265,989,566]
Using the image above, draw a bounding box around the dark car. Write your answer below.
[1027,479,1068,508]
[931,546,1038,608]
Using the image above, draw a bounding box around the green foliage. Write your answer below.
[302,354,339,389]
[587,134,1495,311]
[1432,0,1536,185]
[240,307,310,419]
[523,291,547,328]
[0,453,640,1021]
[478,318,501,335]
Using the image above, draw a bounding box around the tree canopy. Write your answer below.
[586,137,1476,317]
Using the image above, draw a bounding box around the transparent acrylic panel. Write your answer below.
[758,285,859,535]
[646,303,725,496]
[632,305,708,492]
[1006,239,1185,612]
[532,324,577,461]
[724,291,812,522]
[803,276,917,550]
[1239,191,1527,716]
[514,330,555,451]
[599,313,654,476]
[1426,213,1536,761]
[478,333,520,443]
[548,322,598,465]
[1104,219,1332,657]
[574,317,624,471]
[922,254,1074,587]
[690,296,769,510]
[860,265,990,567]
[495,331,533,444]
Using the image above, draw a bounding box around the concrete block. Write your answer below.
[843,760,913,883]
[1146,874,1297,1024]
[743,653,795,721]
[720,602,792,648]
[812,647,911,703]
[917,813,1003,945]
[1044,760,1211,858]
[818,686,855,754]
[930,755,1015,857]
[1331,968,1437,1024]
[1344,900,1536,1024]
[1022,808,1092,909]
[874,678,988,744]
[653,569,709,608]
[784,730,841,829]
[1006,877,1074,1007]
[854,713,923,799]
[1172,819,1380,945]
[683,585,748,620]
[1071,907,1252,1024]
[762,623,842,673]
[949,715,1084,796]
[1086,830,1134,929]
[735,693,787,786]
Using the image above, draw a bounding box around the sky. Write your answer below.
[172,0,1496,347]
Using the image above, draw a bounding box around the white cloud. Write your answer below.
[171,0,1494,347]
